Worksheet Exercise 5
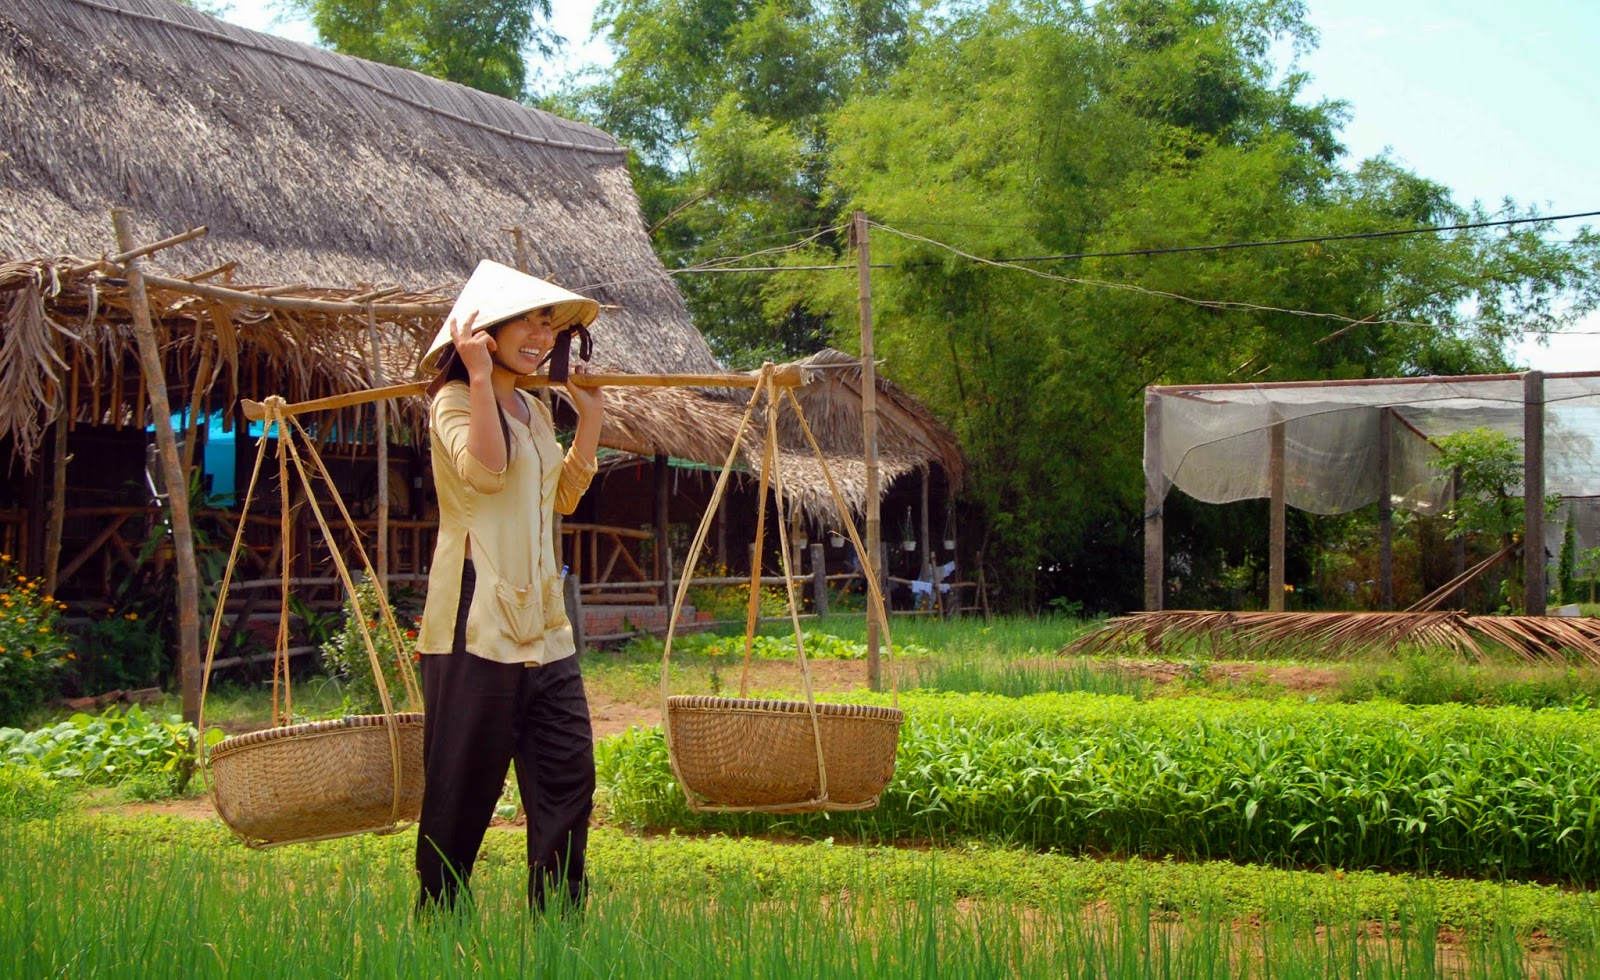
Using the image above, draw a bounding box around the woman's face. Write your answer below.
[491,307,557,375]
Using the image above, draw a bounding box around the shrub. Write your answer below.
[0,555,73,726]
[318,574,421,715]
[73,605,166,694]
[686,563,790,621]
[0,762,72,821]
[0,705,213,798]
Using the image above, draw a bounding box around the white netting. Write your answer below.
[1147,373,1600,556]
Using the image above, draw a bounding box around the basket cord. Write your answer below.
[737,402,775,697]
[197,394,421,844]
[282,413,420,710]
[763,371,830,803]
[198,396,282,846]
[279,415,415,828]
[781,386,898,705]
[659,366,771,795]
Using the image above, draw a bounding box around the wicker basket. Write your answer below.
[208,713,425,847]
[665,696,903,811]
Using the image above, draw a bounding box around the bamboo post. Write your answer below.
[855,210,883,691]
[1525,371,1547,615]
[1144,389,1164,611]
[113,209,202,725]
[810,542,828,616]
[43,383,69,594]
[655,454,670,605]
[367,306,389,587]
[1268,411,1286,612]
[1378,407,1393,610]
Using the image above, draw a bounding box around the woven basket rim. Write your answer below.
[666,696,902,722]
[210,713,425,761]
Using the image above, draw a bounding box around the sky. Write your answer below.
[218,0,1599,370]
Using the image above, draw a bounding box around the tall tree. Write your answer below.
[287,0,559,100]
[566,0,914,364]
[800,0,1600,609]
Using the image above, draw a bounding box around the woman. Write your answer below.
[412,260,605,913]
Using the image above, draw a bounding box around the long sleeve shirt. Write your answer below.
[415,381,596,665]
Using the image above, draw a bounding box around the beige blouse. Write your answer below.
[415,382,597,665]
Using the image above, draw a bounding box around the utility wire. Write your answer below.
[928,209,1600,264]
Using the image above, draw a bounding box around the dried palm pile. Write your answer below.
[1067,609,1600,665]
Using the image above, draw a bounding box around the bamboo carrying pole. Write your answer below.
[113,210,204,725]
[239,366,809,421]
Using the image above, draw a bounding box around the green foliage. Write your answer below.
[288,0,559,100]
[0,706,215,798]
[684,564,790,620]
[600,690,1600,881]
[0,556,72,726]
[1560,508,1579,604]
[621,628,933,662]
[318,574,421,715]
[0,762,73,821]
[1430,427,1527,543]
[73,605,166,694]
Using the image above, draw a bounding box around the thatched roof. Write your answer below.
[0,0,718,460]
[595,350,966,523]
[0,0,965,528]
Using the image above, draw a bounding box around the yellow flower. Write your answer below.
[0,553,10,562]
[22,651,31,659]
[66,653,76,660]
[14,616,23,624]
[1284,584,1295,593]
[125,612,138,621]
[37,626,48,634]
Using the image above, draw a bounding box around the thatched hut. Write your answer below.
[0,0,968,638]
[0,0,719,598]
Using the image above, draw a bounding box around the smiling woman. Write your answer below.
[412,260,607,916]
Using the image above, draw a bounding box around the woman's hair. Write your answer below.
[426,325,514,458]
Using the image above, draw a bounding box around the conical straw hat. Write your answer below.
[420,261,599,374]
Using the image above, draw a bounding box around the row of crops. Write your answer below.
[601,690,1600,882]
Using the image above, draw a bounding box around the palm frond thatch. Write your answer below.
[1067,610,1600,666]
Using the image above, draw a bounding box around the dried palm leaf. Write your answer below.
[1068,609,1600,665]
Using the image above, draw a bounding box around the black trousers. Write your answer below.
[414,561,595,912]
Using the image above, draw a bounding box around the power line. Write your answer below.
[967,210,1600,264]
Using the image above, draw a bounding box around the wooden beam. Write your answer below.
[1268,412,1286,612]
[136,271,448,317]
[69,224,208,275]
[367,306,389,586]
[1525,371,1547,615]
[43,376,69,594]
[1378,407,1393,610]
[655,453,670,605]
[1143,389,1164,611]
[113,209,203,725]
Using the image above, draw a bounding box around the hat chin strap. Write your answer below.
[535,323,594,383]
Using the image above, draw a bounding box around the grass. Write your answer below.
[4,813,1599,976]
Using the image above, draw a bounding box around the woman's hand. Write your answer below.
[564,363,605,418]
[448,311,494,380]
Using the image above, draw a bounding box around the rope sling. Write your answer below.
[660,365,903,813]
[199,396,423,849]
